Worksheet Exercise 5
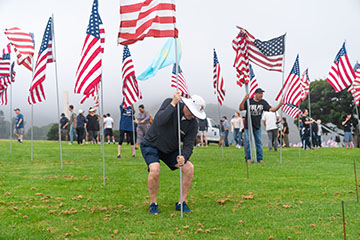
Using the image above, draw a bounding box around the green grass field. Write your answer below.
[0,140,359,239]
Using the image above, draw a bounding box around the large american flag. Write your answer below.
[276,55,302,106]
[122,45,142,108]
[171,64,190,98]
[74,0,105,102]
[233,28,285,80]
[4,27,35,71]
[0,63,16,105]
[28,17,54,105]
[300,68,310,101]
[118,0,178,45]
[213,49,225,105]
[282,103,302,119]
[248,64,259,98]
[326,43,355,93]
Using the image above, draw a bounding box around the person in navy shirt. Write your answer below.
[117,103,136,158]
[14,108,24,143]
[76,110,87,145]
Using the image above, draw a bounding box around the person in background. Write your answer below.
[239,88,283,163]
[118,102,136,158]
[68,105,77,145]
[311,120,318,147]
[301,109,314,150]
[59,113,69,143]
[76,109,87,145]
[86,108,100,144]
[14,108,24,143]
[262,111,279,152]
[104,113,116,144]
[219,119,224,147]
[198,117,208,147]
[281,117,289,147]
[316,119,322,148]
[231,112,243,149]
[342,113,354,149]
[229,115,235,146]
[135,104,150,149]
[222,116,230,147]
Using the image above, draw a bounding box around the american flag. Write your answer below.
[0,63,16,105]
[353,62,360,92]
[4,27,35,71]
[28,17,54,105]
[326,43,355,93]
[233,28,285,76]
[122,45,142,108]
[213,49,225,105]
[0,52,11,77]
[248,64,259,98]
[118,0,178,45]
[276,55,302,106]
[347,63,360,106]
[300,68,310,101]
[171,64,190,98]
[282,103,302,119]
[74,0,105,101]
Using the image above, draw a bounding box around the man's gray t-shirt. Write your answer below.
[69,112,76,126]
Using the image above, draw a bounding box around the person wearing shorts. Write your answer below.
[86,108,99,144]
[60,113,69,142]
[140,92,206,215]
[342,113,354,148]
[14,108,24,143]
[104,113,115,144]
[198,118,208,147]
[117,103,135,158]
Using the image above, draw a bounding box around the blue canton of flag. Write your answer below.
[353,62,360,72]
[334,43,346,63]
[290,55,300,76]
[253,35,285,57]
[249,64,255,80]
[87,0,103,40]
[172,64,183,74]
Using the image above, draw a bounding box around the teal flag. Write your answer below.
[137,38,181,81]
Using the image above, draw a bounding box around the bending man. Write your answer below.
[140,92,206,215]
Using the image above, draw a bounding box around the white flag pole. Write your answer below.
[216,92,224,159]
[308,88,313,150]
[100,76,105,186]
[30,57,35,161]
[174,37,183,218]
[244,84,256,162]
[9,83,13,154]
[279,33,287,164]
[131,107,136,157]
[298,115,301,158]
[51,14,63,169]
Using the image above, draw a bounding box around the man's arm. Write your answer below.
[269,99,284,112]
[154,92,181,126]
[17,118,23,127]
[239,94,249,111]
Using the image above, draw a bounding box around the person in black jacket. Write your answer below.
[140,92,206,215]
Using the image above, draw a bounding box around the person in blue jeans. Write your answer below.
[222,116,230,147]
[239,88,283,163]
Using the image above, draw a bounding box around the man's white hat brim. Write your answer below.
[182,97,206,120]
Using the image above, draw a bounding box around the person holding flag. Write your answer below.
[140,92,206,215]
[239,88,283,163]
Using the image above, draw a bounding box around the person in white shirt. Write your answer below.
[103,113,116,144]
[230,112,244,148]
[262,111,279,152]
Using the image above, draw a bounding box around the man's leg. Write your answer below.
[224,131,229,146]
[176,161,194,203]
[200,134,204,147]
[69,125,74,144]
[148,162,161,204]
[267,131,272,151]
[244,129,251,161]
[254,128,263,162]
[273,129,278,151]
[204,135,208,147]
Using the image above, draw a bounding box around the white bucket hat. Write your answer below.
[79,109,84,114]
[182,95,206,120]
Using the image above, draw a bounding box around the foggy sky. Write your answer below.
[0,0,359,127]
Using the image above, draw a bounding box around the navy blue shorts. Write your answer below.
[140,142,187,171]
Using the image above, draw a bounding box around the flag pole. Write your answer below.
[298,115,301,158]
[244,84,256,162]
[308,88,313,150]
[100,76,105,186]
[9,83,13,154]
[131,107,136,157]
[216,93,224,159]
[30,58,35,161]
[51,14,63,169]
[174,37,183,218]
[279,33,287,164]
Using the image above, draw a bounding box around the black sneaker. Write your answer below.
[117,155,121,159]
[175,201,191,212]
[149,203,159,215]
